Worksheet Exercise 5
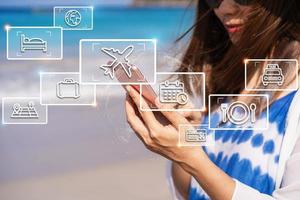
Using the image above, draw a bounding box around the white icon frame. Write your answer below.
[6,26,63,60]
[244,59,299,92]
[2,97,48,125]
[79,39,157,85]
[53,6,94,30]
[40,72,97,106]
[208,94,269,130]
[140,72,206,112]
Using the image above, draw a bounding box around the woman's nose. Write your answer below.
[215,0,239,15]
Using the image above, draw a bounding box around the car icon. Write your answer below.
[262,64,284,86]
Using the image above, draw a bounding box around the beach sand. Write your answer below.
[0,94,173,200]
[0,6,194,199]
[0,51,179,199]
[0,157,171,200]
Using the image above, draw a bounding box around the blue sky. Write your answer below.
[0,0,133,7]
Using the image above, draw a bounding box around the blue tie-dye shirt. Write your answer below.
[189,91,297,200]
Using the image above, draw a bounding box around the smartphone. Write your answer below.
[115,64,170,126]
[115,64,157,108]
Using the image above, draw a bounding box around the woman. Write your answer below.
[125,0,300,199]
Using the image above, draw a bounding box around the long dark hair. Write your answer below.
[177,0,300,111]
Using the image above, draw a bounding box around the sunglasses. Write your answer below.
[205,0,254,8]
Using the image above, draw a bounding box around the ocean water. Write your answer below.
[0,7,195,54]
[0,7,196,185]
[0,7,195,97]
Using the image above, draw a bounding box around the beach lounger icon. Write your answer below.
[20,34,47,53]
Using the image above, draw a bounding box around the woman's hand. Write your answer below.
[124,85,203,164]
[125,85,236,200]
[152,95,202,124]
[176,101,203,124]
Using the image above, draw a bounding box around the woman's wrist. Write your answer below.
[177,147,208,176]
[177,147,236,200]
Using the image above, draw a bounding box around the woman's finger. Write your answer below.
[125,95,151,142]
[178,110,202,124]
[154,97,190,129]
[125,85,161,130]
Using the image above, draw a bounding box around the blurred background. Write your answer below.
[0,0,195,199]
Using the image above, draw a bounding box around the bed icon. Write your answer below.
[20,34,47,53]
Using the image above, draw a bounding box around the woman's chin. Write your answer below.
[229,34,240,45]
[228,30,244,45]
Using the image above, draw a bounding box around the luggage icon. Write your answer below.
[56,78,80,99]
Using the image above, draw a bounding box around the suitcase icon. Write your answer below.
[56,78,80,99]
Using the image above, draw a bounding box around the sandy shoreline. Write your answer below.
[0,157,172,200]
[0,95,173,199]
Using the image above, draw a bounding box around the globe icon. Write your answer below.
[64,10,81,27]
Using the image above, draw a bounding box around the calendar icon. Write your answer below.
[159,80,188,105]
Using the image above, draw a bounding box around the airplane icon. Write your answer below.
[99,45,134,79]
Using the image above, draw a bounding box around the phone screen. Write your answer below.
[115,65,157,108]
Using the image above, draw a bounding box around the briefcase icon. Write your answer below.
[56,78,80,99]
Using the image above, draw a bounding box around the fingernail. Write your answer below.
[125,85,131,93]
